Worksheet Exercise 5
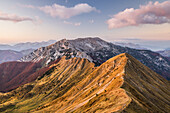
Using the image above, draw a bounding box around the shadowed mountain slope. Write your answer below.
[0,61,49,92]
[0,53,169,113]
[121,54,170,113]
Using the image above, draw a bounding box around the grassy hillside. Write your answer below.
[0,53,169,113]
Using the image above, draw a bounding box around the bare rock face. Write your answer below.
[20,39,93,65]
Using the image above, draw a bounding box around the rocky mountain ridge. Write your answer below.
[0,53,169,113]
[21,37,170,80]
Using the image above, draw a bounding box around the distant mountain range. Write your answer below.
[0,49,34,64]
[1,39,169,64]
[112,42,148,50]
[157,50,170,57]
[0,40,56,64]
[113,42,170,57]
[0,53,169,112]
[112,39,170,51]
[21,37,170,80]
[0,40,56,51]
[0,50,23,64]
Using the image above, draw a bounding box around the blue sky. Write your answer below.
[0,0,170,44]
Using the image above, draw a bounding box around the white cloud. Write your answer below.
[39,3,99,19]
[63,21,81,26]
[107,1,170,29]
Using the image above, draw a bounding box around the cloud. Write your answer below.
[0,11,35,23]
[63,21,81,26]
[39,3,99,19]
[0,10,42,25]
[107,1,170,28]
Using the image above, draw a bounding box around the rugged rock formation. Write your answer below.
[21,38,170,80]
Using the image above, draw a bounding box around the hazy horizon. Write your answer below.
[0,37,169,51]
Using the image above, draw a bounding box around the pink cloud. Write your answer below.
[39,3,99,19]
[0,11,40,24]
[0,11,34,23]
[107,1,170,29]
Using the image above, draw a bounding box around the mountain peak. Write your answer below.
[20,37,170,80]
[1,53,169,112]
[58,38,67,42]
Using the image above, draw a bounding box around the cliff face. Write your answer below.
[0,53,169,113]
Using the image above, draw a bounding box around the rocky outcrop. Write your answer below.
[21,37,170,80]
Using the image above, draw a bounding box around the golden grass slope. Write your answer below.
[0,53,169,113]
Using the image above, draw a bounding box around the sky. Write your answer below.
[0,0,170,44]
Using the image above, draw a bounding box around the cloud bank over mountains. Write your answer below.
[107,1,170,28]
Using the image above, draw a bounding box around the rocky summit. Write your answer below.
[21,37,170,80]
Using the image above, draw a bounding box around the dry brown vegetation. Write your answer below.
[0,53,169,113]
